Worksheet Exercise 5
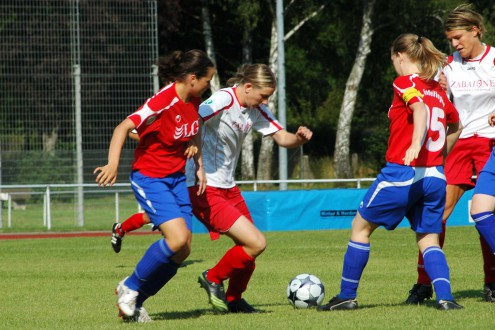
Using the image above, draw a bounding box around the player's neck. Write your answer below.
[175,82,191,103]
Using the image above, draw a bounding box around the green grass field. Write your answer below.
[1,226,492,329]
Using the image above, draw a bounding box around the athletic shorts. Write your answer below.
[358,163,446,233]
[474,148,495,197]
[130,171,192,230]
[444,136,495,188]
[188,185,252,240]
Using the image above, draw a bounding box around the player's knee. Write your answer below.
[167,233,190,252]
[251,234,267,256]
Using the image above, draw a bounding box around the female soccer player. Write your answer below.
[470,112,495,257]
[318,34,463,312]
[190,63,312,313]
[406,4,495,304]
[94,49,214,322]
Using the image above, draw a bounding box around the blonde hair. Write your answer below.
[226,63,276,89]
[391,34,446,81]
[444,4,485,40]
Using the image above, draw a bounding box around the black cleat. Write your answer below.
[483,283,495,302]
[228,298,259,313]
[317,295,358,311]
[437,299,463,310]
[111,222,124,253]
[198,270,228,312]
[405,283,433,305]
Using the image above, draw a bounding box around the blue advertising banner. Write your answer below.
[191,188,475,234]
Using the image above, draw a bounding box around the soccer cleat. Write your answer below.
[115,277,138,317]
[405,283,433,305]
[111,222,124,253]
[317,295,358,311]
[198,270,228,312]
[483,283,495,302]
[228,298,259,313]
[437,299,463,310]
[119,307,152,323]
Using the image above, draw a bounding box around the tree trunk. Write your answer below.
[241,32,255,180]
[257,2,328,180]
[333,0,375,178]
[201,0,220,93]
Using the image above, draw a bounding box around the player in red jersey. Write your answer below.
[318,34,463,312]
[406,4,495,304]
[94,49,215,322]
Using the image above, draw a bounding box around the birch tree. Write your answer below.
[200,0,220,92]
[257,0,328,180]
[333,0,375,178]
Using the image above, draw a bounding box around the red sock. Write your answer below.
[417,220,446,285]
[480,235,495,284]
[226,261,255,302]
[120,213,146,234]
[207,245,255,284]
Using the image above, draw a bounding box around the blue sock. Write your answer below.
[423,246,453,302]
[472,212,495,253]
[125,239,176,294]
[339,240,370,300]
[135,261,179,308]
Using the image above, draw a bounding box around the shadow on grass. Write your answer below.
[454,289,484,301]
[151,307,272,320]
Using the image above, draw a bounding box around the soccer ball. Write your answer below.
[287,274,325,309]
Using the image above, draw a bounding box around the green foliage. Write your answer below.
[0,227,490,329]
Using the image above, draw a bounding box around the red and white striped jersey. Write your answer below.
[128,82,201,178]
[186,87,282,188]
[443,45,495,138]
[386,74,459,166]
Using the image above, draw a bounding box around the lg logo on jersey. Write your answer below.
[174,120,199,140]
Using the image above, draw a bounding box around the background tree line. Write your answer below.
[157,0,494,179]
[1,0,494,185]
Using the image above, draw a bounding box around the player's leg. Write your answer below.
[473,142,495,300]
[416,233,462,310]
[117,172,192,319]
[111,212,150,253]
[406,184,466,304]
[407,138,473,304]
[318,212,376,311]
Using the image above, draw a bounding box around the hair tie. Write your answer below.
[417,36,423,44]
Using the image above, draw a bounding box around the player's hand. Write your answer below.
[296,126,313,143]
[403,144,421,166]
[184,144,199,158]
[195,166,207,195]
[489,113,495,127]
[93,164,118,187]
[439,72,447,91]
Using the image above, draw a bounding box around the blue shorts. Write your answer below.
[474,148,495,197]
[358,163,446,233]
[130,171,192,231]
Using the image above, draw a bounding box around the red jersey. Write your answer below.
[128,83,201,178]
[386,74,459,166]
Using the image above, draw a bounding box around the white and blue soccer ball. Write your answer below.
[287,274,325,309]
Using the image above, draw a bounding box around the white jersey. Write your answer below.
[186,87,282,188]
[443,45,495,138]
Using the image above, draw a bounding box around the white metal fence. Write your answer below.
[0,179,376,230]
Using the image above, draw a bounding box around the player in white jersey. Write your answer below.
[406,4,495,304]
[190,63,312,313]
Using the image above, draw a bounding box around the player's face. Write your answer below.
[445,27,483,59]
[244,85,275,108]
[191,67,216,97]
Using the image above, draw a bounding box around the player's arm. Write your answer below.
[444,120,462,157]
[94,118,135,187]
[191,118,206,195]
[403,102,427,166]
[271,126,313,148]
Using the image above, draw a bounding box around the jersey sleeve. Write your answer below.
[253,105,283,136]
[199,89,234,122]
[393,75,424,109]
